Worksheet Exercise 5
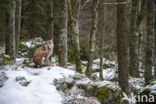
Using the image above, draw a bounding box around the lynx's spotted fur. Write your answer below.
[33,39,54,68]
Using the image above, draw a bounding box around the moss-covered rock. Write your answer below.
[0,72,8,87]
[95,86,121,104]
[95,86,111,102]
[0,54,11,65]
[53,78,75,92]
[66,81,75,89]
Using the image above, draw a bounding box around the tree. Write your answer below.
[57,0,68,67]
[117,0,129,97]
[128,0,140,77]
[136,0,147,72]
[145,0,155,84]
[86,0,99,78]
[46,0,53,39]
[98,0,106,80]
[154,0,156,79]
[15,0,22,55]
[5,0,16,62]
[67,0,82,73]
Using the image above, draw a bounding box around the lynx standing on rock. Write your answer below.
[33,39,54,68]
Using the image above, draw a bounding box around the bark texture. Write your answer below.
[145,0,155,84]
[15,0,21,55]
[98,0,105,80]
[154,0,156,79]
[86,0,99,78]
[117,0,129,97]
[57,0,68,67]
[129,0,140,77]
[68,0,82,73]
[5,0,16,62]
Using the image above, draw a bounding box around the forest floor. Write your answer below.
[0,38,155,104]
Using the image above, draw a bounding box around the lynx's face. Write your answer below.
[47,39,54,49]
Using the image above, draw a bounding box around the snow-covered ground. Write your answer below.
[0,58,75,104]
[0,38,151,104]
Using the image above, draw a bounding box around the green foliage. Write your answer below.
[0,54,11,65]
[142,88,151,95]
[147,79,156,85]
[95,86,111,102]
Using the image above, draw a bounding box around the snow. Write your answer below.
[21,37,44,48]
[0,64,75,104]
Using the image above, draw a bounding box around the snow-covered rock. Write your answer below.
[0,72,8,87]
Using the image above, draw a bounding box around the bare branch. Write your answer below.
[81,0,90,10]
[103,0,131,5]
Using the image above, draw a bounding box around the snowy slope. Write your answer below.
[0,64,75,104]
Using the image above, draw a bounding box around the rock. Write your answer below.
[0,72,8,87]
[15,76,31,87]
[63,98,101,104]
[0,54,11,65]
[95,86,121,104]
[54,73,121,104]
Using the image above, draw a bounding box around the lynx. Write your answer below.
[33,39,54,68]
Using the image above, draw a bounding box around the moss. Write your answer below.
[103,63,115,69]
[91,74,100,81]
[147,79,156,85]
[78,84,89,90]
[142,88,151,95]
[95,86,111,102]
[92,68,100,73]
[68,54,75,64]
[2,55,11,64]
[66,81,74,89]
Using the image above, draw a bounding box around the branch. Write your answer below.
[81,0,91,10]
[103,0,131,5]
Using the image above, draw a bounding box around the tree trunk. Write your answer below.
[5,0,16,63]
[46,0,53,39]
[129,0,140,77]
[86,0,99,78]
[154,0,156,79]
[117,0,129,98]
[137,0,147,74]
[98,0,106,80]
[67,0,82,73]
[15,0,21,55]
[145,0,155,84]
[58,0,68,67]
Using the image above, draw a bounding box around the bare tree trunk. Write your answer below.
[137,0,147,73]
[129,0,140,77]
[98,0,106,80]
[58,0,68,67]
[67,0,82,73]
[145,0,155,84]
[15,0,21,55]
[46,0,53,39]
[117,0,129,98]
[86,0,99,78]
[5,0,16,63]
[154,0,156,79]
